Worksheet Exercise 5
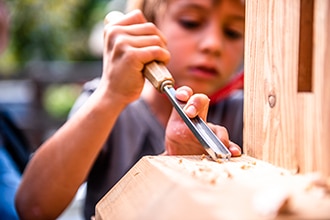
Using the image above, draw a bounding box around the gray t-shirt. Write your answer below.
[70,79,243,219]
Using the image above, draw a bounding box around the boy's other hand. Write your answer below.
[165,86,241,157]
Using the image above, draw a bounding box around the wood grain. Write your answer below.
[95,155,330,220]
[244,0,300,170]
[244,0,330,176]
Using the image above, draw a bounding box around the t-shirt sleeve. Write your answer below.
[68,78,100,119]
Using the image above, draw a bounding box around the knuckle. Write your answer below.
[150,35,163,46]
[144,22,157,30]
[219,126,228,134]
[113,35,127,49]
[104,25,119,38]
[104,26,121,47]
[125,49,138,60]
[152,47,170,62]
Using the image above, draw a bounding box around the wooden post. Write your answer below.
[244,0,330,176]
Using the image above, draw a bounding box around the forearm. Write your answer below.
[15,86,126,220]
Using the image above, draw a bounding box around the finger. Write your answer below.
[183,93,210,119]
[118,46,170,69]
[209,123,230,147]
[175,86,193,102]
[104,10,167,44]
[175,86,210,119]
[108,31,167,50]
[228,141,242,157]
[104,10,145,26]
[106,22,166,41]
[209,123,242,157]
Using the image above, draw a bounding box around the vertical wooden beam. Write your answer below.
[244,0,300,171]
[297,0,330,175]
[322,0,330,176]
[244,0,330,176]
[294,0,330,175]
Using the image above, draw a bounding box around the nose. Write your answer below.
[198,20,222,56]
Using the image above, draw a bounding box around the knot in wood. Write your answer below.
[268,94,276,108]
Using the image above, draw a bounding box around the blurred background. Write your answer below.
[0,0,126,152]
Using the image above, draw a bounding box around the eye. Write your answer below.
[179,19,202,30]
[224,28,243,40]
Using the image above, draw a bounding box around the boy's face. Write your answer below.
[155,0,245,96]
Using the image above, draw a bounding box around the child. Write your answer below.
[16,0,245,219]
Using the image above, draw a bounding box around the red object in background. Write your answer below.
[209,71,244,105]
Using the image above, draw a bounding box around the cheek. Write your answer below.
[164,33,196,73]
[166,46,186,79]
[166,31,196,56]
[161,21,197,54]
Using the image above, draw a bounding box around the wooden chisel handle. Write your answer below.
[143,62,175,92]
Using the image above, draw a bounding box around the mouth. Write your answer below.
[189,65,219,79]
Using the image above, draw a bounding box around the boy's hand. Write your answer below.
[165,86,241,157]
[102,10,170,106]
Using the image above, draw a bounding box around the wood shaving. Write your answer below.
[304,174,330,197]
[240,164,251,170]
[249,161,257,165]
[223,169,233,179]
[215,158,223,164]
[253,186,291,218]
[210,178,217,185]
[198,167,212,172]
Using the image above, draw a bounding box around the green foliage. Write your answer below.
[43,83,81,119]
[0,0,110,75]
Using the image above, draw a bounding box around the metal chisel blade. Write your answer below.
[163,86,231,161]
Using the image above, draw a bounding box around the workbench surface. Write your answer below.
[95,155,330,220]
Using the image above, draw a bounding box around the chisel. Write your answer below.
[143,62,231,161]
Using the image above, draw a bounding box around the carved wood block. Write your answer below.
[95,155,330,220]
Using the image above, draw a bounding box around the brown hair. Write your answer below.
[125,0,245,23]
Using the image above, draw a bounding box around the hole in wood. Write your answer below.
[298,0,314,92]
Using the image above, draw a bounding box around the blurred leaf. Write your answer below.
[43,83,81,118]
[0,0,110,75]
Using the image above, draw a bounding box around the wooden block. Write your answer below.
[244,0,330,176]
[95,155,330,220]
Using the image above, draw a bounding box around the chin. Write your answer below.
[175,80,216,95]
